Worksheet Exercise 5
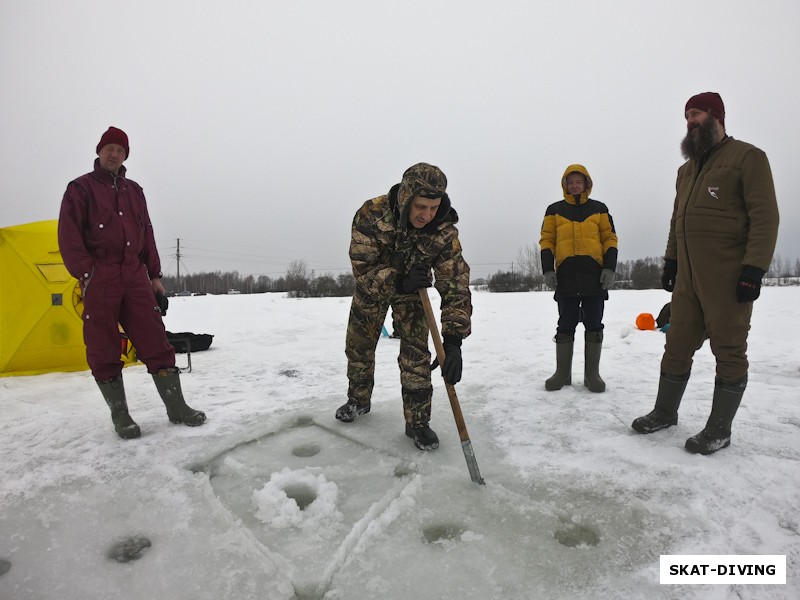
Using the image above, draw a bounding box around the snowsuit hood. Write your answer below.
[389,185,455,233]
[561,164,593,205]
[395,163,449,229]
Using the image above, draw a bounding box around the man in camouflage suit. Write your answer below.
[336,163,472,450]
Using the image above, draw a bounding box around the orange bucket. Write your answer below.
[635,313,656,330]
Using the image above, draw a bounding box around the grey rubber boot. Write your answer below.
[631,372,690,433]
[583,330,605,393]
[685,377,746,455]
[545,333,574,391]
[152,368,206,426]
[96,375,141,439]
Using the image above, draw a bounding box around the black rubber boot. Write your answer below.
[152,368,206,426]
[631,372,690,433]
[583,330,605,393]
[685,377,746,455]
[335,402,370,423]
[405,423,439,450]
[96,375,141,439]
[545,333,574,391]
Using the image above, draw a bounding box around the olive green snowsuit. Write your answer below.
[662,136,779,381]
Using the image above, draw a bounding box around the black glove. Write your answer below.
[441,334,462,385]
[736,265,765,303]
[156,292,169,317]
[398,264,432,295]
[661,259,678,292]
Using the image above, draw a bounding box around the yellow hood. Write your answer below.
[561,164,593,204]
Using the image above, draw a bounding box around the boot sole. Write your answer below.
[168,413,207,426]
[116,425,141,439]
[631,419,677,434]
[685,438,730,455]
[405,425,439,450]
[545,378,571,391]
[584,380,606,393]
[335,405,370,423]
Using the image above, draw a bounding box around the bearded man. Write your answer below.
[631,92,779,455]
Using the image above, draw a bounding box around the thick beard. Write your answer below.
[680,116,721,160]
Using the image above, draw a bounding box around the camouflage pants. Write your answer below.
[345,288,433,425]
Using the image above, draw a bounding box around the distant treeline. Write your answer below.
[162,260,355,297]
[476,250,800,293]
[162,252,800,297]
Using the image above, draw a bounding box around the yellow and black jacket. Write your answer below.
[539,164,618,299]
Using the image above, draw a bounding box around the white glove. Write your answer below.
[600,269,616,290]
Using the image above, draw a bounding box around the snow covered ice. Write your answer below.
[1,288,799,599]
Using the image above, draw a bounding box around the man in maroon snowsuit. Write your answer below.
[58,126,205,439]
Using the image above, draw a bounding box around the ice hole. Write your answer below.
[292,443,321,457]
[0,559,11,576]
[107,535,152,563]
[283,484,317,511]
[394,463,415,478]
[553,523,600,548]
[422,523,466,544]
[214,425,403,592]
[291,583,319,600]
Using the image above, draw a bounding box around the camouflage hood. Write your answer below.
[394,162,449,228]
[561,163,593,205]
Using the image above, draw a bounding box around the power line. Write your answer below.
[159,238,530,280]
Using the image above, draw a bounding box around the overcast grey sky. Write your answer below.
[2,0,799,280]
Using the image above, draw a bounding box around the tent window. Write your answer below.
[52,294,63,306]
[36,263,71,283]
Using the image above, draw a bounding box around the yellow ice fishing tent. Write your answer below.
[0,220,135,377]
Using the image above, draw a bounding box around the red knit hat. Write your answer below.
[96,126,130,156]
[685,92,725,127]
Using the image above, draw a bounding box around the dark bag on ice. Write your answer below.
[656,302,671,329]
[166,332,214,353]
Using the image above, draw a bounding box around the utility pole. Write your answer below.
[176,238,181,290]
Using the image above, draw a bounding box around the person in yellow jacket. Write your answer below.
[632,92,779,455]
[539,164,618,393]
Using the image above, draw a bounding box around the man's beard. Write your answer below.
[680,116,721,160]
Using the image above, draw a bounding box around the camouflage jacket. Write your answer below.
[349,184,472,338]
